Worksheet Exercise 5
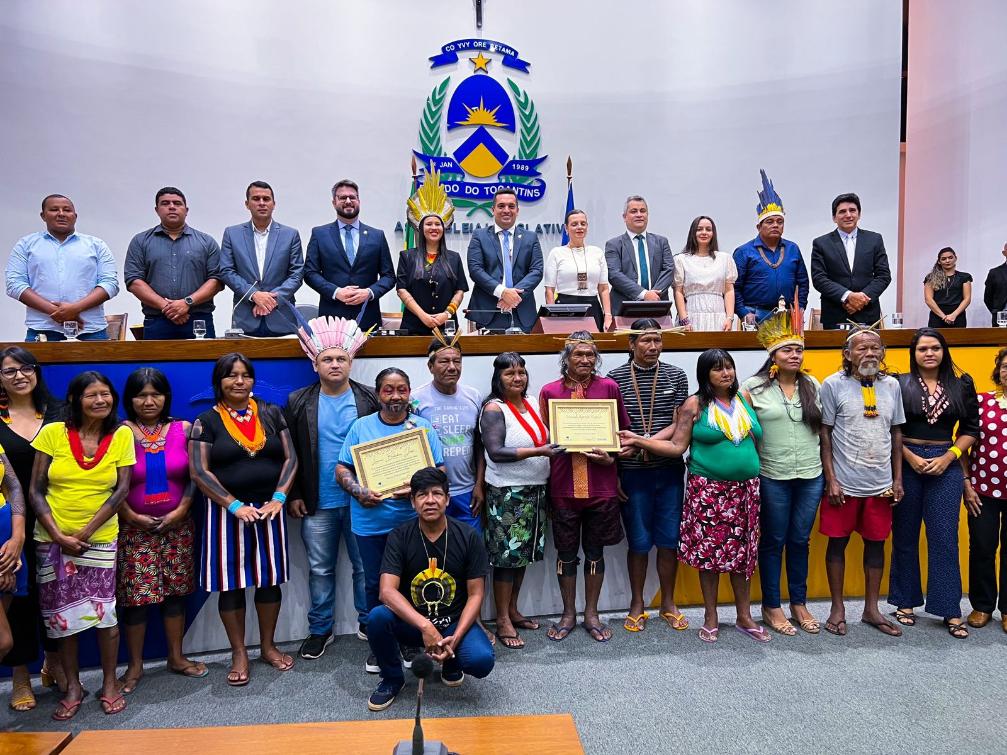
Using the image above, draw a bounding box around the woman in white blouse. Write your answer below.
[673,215,737,332]
[544,209,612,331]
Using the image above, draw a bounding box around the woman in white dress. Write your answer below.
[544,209,612,331]
[673,216,737,332]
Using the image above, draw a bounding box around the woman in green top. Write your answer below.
[741,309,825,637]
[622,349,766,644]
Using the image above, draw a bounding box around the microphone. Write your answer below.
[393,653,448,755]
[225,279,259,338]
[462,309,524,335]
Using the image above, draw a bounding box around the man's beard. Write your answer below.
[857,360,880,377]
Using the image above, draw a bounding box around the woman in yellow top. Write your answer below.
[0,441,29,691]
[30,371,135,720]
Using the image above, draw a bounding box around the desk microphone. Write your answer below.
[393,654,448,755]
[224,279,259,338]
[463,308,524,335]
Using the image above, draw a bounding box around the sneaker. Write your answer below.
[356,623,368,641]
[441,668,465,687]
[299,633,333,660]
[364,654,381,674]
[399,645,420,669]
[367,680,403,712]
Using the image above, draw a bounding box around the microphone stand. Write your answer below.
[463,309,525,335]
[225,279,260,338]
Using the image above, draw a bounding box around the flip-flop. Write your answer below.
[227,668,250,687]
[660,611,689,631]
[168,662,209,679]
[495,632,525,649]
[736,625,772,643]
[861,618,902,637]
[582,621,612,643]
[99,693,127,715]
[824,619,847,636]
[512,618,540,631]
[52,697,83,721]
[547,621,575,642]
[259,653,294,671]
[698,626,719,643]
[623,613,648,632]
[9,683,36,712]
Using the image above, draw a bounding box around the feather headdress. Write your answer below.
[756,294,804,354]
[407,169,455,229]
[430,326,462,355]
[284,302,371,360]
[756,169,785,223]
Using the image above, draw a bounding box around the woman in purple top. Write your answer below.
[116,368,206,693]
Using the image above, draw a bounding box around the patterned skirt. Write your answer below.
[36,541,117,638]
[484,484,548,568]
[117,518,195,607]
[679,474,761,577]
[201,501,288,592]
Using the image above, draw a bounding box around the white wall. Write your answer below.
[0,0,902,340]
[903,0,1007,328]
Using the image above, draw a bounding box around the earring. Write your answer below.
[769,364,779,379]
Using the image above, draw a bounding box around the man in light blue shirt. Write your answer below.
[6,194,119,341]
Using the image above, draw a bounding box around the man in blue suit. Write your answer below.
[466,188,543,332]
[304,179,394,331]
[219,181,304,336]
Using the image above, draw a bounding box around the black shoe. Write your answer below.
[356,623,368,641]
[299,633,333,660]
[364,654,380,674]
[400,645,421,669]
[367,680,403,712]
[441,668,465,687]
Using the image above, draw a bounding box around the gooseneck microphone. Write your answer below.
[225,279,260,338]
[393,653,448,754]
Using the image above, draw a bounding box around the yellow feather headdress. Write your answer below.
[407,170,455,229]
[756,296,804,354]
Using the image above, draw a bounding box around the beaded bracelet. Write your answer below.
[227,500,244,515]
[272,491,287,504]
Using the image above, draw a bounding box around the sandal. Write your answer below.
[51,697,83,722]
[547,620,576,642]
[698,626,719,643]
[259,652,294,671]
[512,618,540,631]
[791,614,821,634]
[9,683,36,712]
[944,618,969,639]
[582,621,612,643]
[893,609,916,627]
[824,619,847,636]
[736,624,772,643]
[168,662,209,679]
[99,693,127,715]
[862,617,902,637]
[623,613,648,632]
[660,611,689,631]
[495,632,525,649]
[764,618,797,636]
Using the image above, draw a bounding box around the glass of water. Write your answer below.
[62,321,79,341]
[889,312,904,329]
[193,320,207,339]
[998,311,1007,328]
[443,318,457,338]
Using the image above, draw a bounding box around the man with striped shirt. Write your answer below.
[607,318,690,633]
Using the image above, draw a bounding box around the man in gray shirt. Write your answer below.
[819,327,905,638]
[124,186,222,339]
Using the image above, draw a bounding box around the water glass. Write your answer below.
[998,311,1007,328]
[193,320,207,339]
[62,321,79,340]
[443,319,457,338]
[889,312,904,329]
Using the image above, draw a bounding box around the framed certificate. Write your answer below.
[547,398,621,452]
[350,427,435,498]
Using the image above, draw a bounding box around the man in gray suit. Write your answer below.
[220,181,304,336]
[604,195,675,313]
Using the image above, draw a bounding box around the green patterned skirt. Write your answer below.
[484,484,548,568]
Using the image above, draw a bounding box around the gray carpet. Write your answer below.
[2,600,1005,754]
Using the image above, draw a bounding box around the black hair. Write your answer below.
[410,466,449,497]
[65,371,120,436]
[628,318,662,346]
[992,347,1007,386]
[211,353,254,403]
[901,328,967,419]
[682,215,720,258]
[427,338,462,363]
[488,352,527,402]
[493,187,518,205]
[0,346,55,414]
[695,349,738,408]
[245,180,274,200]
[749,355,822,432]
[41,194,72,212]
[831,192,861,216]
[155,186,186,205]
[412,215,456,286]
[123,367,173,423]
[331,179,359,197]
[375,367,410,391]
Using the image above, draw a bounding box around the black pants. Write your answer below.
[968,494,1007,614]
[2,522,57,668]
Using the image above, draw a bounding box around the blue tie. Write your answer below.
[343,225,356,264]
[501,230,513,288]
[635,235,649,289]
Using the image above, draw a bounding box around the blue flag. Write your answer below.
[560,179,575,245]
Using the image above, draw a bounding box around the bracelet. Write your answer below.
[272,491,287,504]
[949,446,963,459]
[446,302,458,315]
[227,500,244,515]
[679,317,691,326]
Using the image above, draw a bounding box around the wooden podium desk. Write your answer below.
[0,732,71,755]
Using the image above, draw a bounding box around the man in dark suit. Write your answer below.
[811,193,892,330]
[983,242,1007,326]
[604,195,675,313]
[304,179,394,330]
[465,188,543,332]
[219,181,304,336]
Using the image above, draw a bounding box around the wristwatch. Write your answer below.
[183,296,195,307]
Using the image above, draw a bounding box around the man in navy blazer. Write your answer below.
[304,179,394,331]
[465,188,543,332]
[219,181,304,336]
[811,193,892,330]
[604,195,675,313]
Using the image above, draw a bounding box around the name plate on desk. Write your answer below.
[350,427,435,497]
[547,398,621,452]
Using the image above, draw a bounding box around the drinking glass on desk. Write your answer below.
[62,321,79,341]
[998,311,1007,328]
[193,320,207,339]
[443,319,457,338]
[889,312,903,329]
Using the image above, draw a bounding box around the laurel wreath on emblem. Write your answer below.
[418,76,541,215]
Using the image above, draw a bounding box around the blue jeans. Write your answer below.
[447,491,482,533]
[302,507,367,634]
[366,605,494,686]
[355,533,390,620]
[619,466,685,552]
[26,327,108,342]
[758,474,824,608]
[142,315,216,340]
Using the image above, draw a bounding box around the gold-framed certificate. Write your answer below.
[350,427,435,498]
[547,398,621,452]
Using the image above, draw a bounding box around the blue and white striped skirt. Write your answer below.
[200,501,288,592]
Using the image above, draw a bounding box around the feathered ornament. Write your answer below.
[283,301,372,361]
[430,326,462,354]
[842,318,886,418]
[756,293,804,355]
[406,169,455,229]
[756,168,786,223]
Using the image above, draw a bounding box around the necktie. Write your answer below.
[635,234,649,289]
[343,225,356,265]
[501,230,513,288]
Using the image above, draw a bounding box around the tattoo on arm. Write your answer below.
[273,428,299,493]
[189,440,236,507]
[480,410,518,462]
[29,453,53,519]
[0,453,25,516]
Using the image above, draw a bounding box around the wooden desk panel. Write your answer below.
[0,731,71,755]
[62,713,583,755]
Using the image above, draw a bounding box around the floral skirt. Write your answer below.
[117,518,195,607]
[36,541,117,638]
[484,484,548,568]
[679,474,761,577]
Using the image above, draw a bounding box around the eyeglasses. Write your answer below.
[0,365,37,379]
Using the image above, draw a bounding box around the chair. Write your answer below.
[808,308,822,331]
[296,304,319,321]
[104,313,129,340]
[381,312,403,330]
